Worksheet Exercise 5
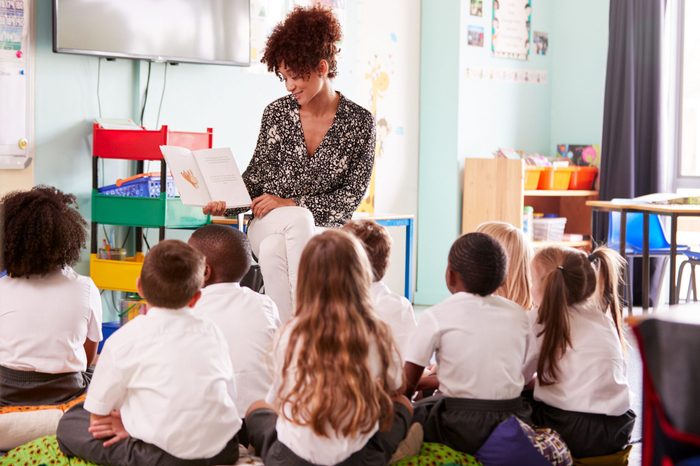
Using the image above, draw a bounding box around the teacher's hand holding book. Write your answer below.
[203,200,227,216]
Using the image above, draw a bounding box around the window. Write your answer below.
[678,0,700,181]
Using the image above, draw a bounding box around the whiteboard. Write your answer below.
[0,0,32,167]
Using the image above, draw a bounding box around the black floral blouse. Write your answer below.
[226,93,376,228]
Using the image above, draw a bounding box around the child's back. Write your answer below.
[0,268,101,375]
[408,292,529,399]
[0,186,102,406]
[370,281,416,356]
[344,220,417,357]
[526,246,635,458]
[246,230,412,466]
[404,232,532,454]
[57,240,242,466]
[197,282,279,413]
[528,296,630,415]
[189,224,281,415]
[88,303,241,457]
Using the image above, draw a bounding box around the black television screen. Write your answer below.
[53,0,251,66]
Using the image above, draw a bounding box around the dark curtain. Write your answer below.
[594,0,666,306]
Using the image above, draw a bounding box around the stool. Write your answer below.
[676,251,700,303]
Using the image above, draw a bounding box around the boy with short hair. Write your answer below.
[188,225,280,416]
[343,220,416,357]
[57,240,242,465]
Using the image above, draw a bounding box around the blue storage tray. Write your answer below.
[98,321,121,353]
[98,175,178,198]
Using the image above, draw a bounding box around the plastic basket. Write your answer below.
[568,166,598,190]
[92,124,213,160]
[98,175,178,198]
[98,322,120,353]
[90,253,144,292]
[533,217,567,242]
[538,167,575,190]
[525,167,545,190]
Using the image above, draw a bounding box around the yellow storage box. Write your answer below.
[90,253,145,293]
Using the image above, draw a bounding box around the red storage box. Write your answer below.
[92,124,213,160]
[568,166,598,190]
[537,167,575,190]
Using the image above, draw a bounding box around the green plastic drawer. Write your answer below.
[92,191,210,228]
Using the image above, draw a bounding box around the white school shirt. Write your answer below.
[84,307,242,459]
[0,268,102,373]
[267,320,404,465]
[195,282,280,414]
[371,281,417,358]
[524,298,631,416]
[404,292,530,400]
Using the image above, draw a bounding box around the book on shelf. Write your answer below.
[159,146,251,208]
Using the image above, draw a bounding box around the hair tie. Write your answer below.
[588,253,597,262]
[557,265,564,271]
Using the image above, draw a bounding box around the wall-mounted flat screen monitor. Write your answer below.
[53,0,251,66]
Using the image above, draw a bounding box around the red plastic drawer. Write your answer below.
[92,124,213,160]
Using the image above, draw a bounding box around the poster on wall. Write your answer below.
[492,0,532,60]
[470,0,483,17]
[533,31,548,55]
[467,25,484,47]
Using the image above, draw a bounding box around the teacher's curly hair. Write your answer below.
[262,5,342,79]
[1,186,87,277]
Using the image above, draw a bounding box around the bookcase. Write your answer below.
[461,158,598,250]
[89,124,213,293]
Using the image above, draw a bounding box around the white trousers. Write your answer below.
[247,207,317,323]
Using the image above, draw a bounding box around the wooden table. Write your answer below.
[587,200,700,310]
[213,213,416,302]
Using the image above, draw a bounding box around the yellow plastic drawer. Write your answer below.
[90,253,144,292]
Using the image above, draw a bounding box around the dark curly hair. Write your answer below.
[1,186,87,277]
[262,5,342,79]
[448,232,507,296]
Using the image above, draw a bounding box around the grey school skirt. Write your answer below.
[413,395,533,454]
[0,364,93,406]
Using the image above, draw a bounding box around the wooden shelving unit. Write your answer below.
[462,159,598,251]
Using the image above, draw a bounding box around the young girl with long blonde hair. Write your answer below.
[476,221,533,310]
[245,229,411,465]
[524,246,635,458]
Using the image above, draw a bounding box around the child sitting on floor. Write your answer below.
[476,221,534,310]
[0,186,102,406]
[189,225,280,416]
[56,240,242,465]
[343,220,417,357]
[403,232,532,454]
[524,246,635,458]
[245,230,412,466]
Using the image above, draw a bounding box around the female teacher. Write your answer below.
[204,5,376,322]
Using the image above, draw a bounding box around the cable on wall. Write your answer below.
[156,62,169,130]
[140,60,152,126]
[96,57,103,118]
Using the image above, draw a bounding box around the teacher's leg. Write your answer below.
[248,207,316,322]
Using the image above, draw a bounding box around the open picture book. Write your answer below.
[160,146,252,208]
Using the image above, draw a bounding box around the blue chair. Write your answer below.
[677,249,700,303]
[607,211,689,311]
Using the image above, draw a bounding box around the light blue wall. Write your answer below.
[415,0,462,304]
[549,0,609,149]
[415,0,609,305]
[459,0,553,158]
[35,2,135,274]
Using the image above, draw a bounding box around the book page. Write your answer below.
[160,145,212,206]
[193,148,252,208]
